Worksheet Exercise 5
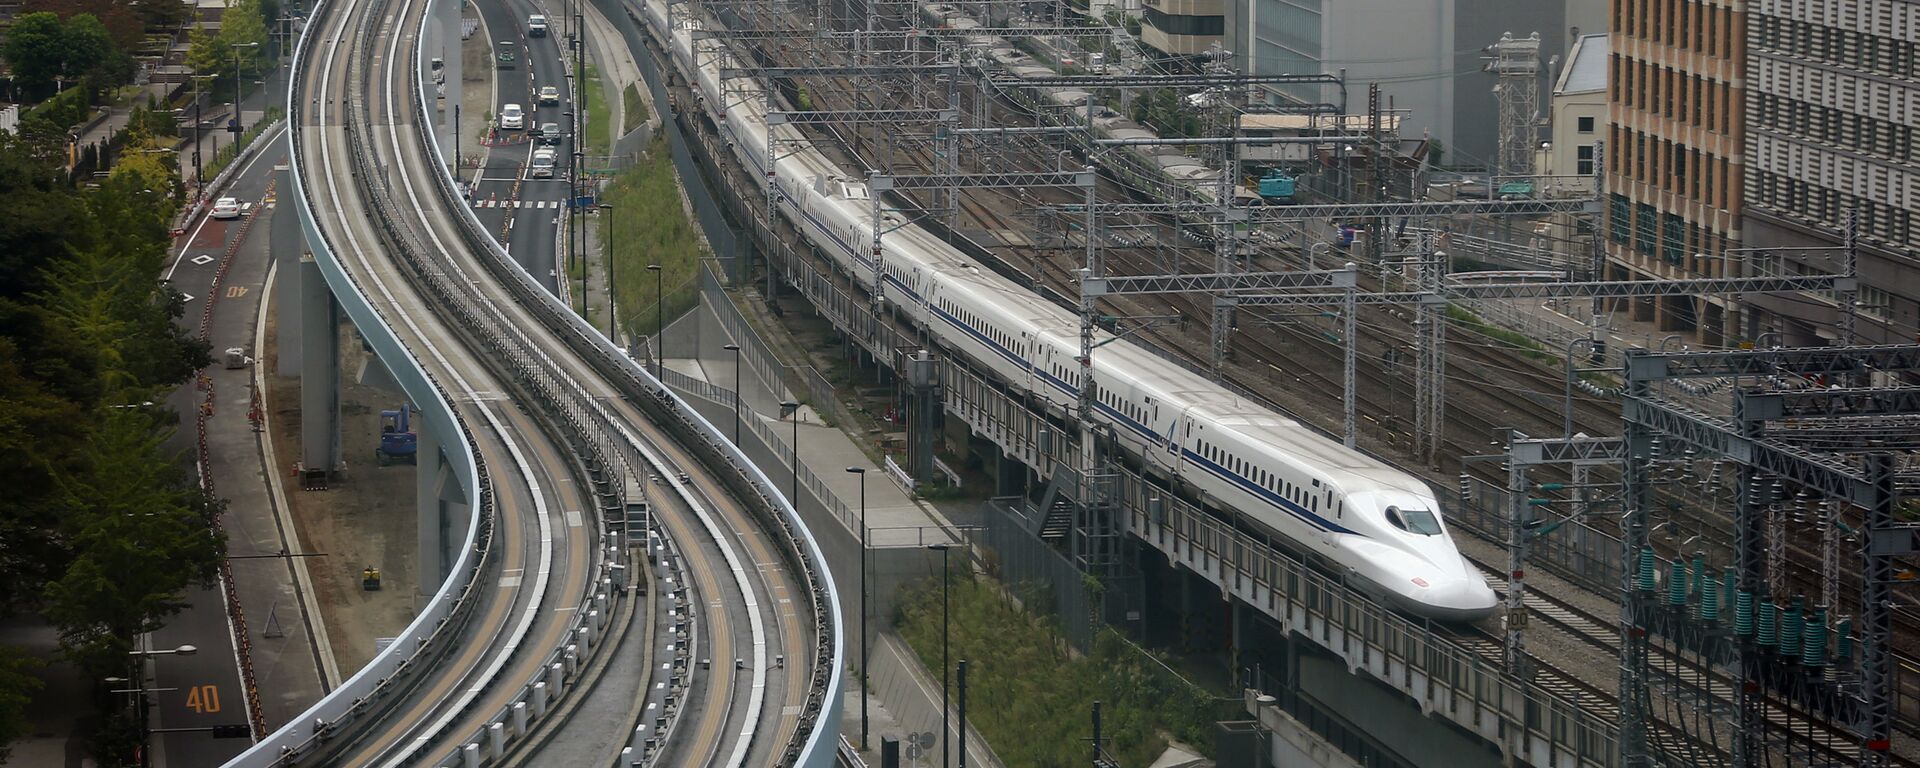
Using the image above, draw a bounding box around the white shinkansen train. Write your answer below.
[639,1,1497,621]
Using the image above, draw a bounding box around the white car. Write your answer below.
[530,148,558,178]
[500,103,525,130]
[210,197,242,219]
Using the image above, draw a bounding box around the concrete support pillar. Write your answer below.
[417,416,446,602]
[299,253,341,476]
[1229,598,1243,686]
[994,452,1021,497]
[272,164,303,378]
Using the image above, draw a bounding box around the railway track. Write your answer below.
[290,0,837,761]
[678,0,1916,755]
[294,0,605,762]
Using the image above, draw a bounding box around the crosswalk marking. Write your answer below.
[469,199,561,209]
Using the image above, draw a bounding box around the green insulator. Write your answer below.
[1734,590,1755,635]
[1801,609,1828,667]
[1667,559,1689,606]
[1835,618,1853,661]
[1637,546,1658,592]
[1723,568,1737,619]
[1691,554,1708,602]
[1758,599,1779,646]
[1780,597,1804,657]
[1700,576,1721,622]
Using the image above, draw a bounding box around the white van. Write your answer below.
[530,148,558,178]
[500,103,525,130]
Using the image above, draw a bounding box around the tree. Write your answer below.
[187,0,269,81]
[2,12,67,94]
[42,409,225,678]
[0,12,131,99]
[0,647,41,764]
[65,14,132,99]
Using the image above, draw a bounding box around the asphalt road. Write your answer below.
[467,0,577,296]
[154,129,300,768]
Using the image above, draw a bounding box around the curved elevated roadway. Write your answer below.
[214,0,846,762]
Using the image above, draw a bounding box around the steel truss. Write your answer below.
[1621,345,1920,768]
[767,108,958,124]
[1499,432,1626,675]
[1048,197,1600,219]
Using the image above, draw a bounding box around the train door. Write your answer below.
[1169,412,1191,480]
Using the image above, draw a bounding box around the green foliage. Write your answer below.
[1,11,131,99]
[622,84,649,134]
[0,648,41,764]
[22,85,95,134]
[0,137,223,760]
[201,107,283,180]
[895,573,1236,766]
[1128,88,1203,139]
[43,408,225,677]
[4,13,68,93]
[188,0,269,81]
[584,63,610,157]
[603,135,703,339]
[123,98,179,143]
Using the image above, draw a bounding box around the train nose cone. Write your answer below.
[1423,577,1501,623]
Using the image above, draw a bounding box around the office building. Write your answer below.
[1739,0,1920,346]
[1602,0,1745,342]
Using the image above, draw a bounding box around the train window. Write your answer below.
[1386,506,1442,535]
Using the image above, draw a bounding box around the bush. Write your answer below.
[603,135,703,338]
[895,571,1236,766]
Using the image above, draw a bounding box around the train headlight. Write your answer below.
[1411,577,1430,588]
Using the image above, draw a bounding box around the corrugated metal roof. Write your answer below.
[1555,33,1608,95]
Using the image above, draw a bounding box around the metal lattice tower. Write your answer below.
[1482,31,1542,181]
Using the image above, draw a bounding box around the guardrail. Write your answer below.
[412,19,844,766]
[222,0,495,760]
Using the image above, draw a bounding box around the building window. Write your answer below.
[1578,116,1595,134]
[1142,7,1225,37]
[1609,194,1631,245]
[1860,285,1891,321]
[1577,145,1595,175]
[1635,203,1657,256]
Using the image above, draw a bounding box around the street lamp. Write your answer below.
[722,343,742,443]
[121,644,194,767]
[927,542,954,768]
[646,264,663,378]
[846,466,870,747]
[188,74,217,189]
[575,149,588,305]
[230,42,260,128]
[780,400,801,505]
[131,644,198,657]
[599,202,616,339]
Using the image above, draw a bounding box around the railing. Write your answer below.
[224,0,493,760]
[933,341,1623,767]
[416,34,846,766]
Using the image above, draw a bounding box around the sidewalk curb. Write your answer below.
[253,258,346,691]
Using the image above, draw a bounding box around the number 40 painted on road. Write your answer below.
[185,685,222,714]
